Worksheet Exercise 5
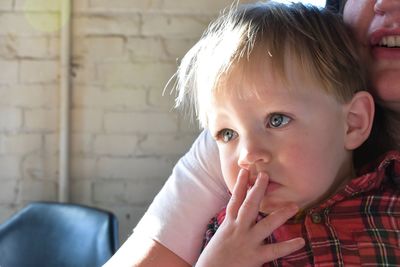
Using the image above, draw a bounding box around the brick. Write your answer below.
[161,0,241,13]
[72,86,148,110]
[178,113,200,134]
[14,0,60,11]
[0,35,17,59]
[0,85,58,109]
[18,180,57,202]
[93,134,139,156]
[0,108,23,132]
[104,205,147,242]
[104,112,178,134]
[70,133,94,155]
[164,38,197,60]
[20,60,58,83]
[71,108,103,133]
[89,0,162,11]
[0,156,20,179]
[93,179,164,205]
[85,36,125,60]
[0,0,13,10]
[123,179,165,204]
[126,36,168,62]
[138,134,197,156]
[93,180,125,204]
[44,133,58,154]
[48,37,59,57]
[142,14,210,38]
[0,61,18,84]
[23,12,60,34]
[0,180,18,203]
[71,59,97,85]
[14,37,49,58]
[72,0,89,12]
[0,133,42,155]
[73,15,140,36]
[71,36,85,57]
[96,157,175,180]
[24,109,58,132]
[97,62,176,88]
[70,180,92,205]
[22,154,58,180]
[70,156,97,179]
[148,87,177,111]
[0,13,58,35]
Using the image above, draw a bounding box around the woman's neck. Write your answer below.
[382,107,400,151]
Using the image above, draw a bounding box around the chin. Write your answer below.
[372,72,400,111]
[259,199,293,214]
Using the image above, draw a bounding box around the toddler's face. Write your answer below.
[207,61,354,213]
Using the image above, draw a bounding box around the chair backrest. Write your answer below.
[0,201,119,267]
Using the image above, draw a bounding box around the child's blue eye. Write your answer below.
[268,114,291,128]
[216,129,238,143]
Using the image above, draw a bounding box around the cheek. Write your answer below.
[343,1,373,44]
[282,128,344,178]
[219,149,239,193]
[343,1,362,32]
[371,69,400,107]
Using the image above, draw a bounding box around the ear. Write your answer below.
[344,91,375,150]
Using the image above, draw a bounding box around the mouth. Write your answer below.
[246,171,281,193]
[265,181,281,193]
[370,28,400,47]
[377,35,400,48]
[369,32,400,59]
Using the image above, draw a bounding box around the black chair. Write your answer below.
[0,201,119,267]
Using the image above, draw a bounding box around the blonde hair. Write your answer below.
[173,1,366,128]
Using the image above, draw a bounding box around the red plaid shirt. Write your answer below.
[203,151,400,266]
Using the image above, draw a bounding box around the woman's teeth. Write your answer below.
[379,35,400,47]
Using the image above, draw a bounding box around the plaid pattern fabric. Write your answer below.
[203,151,400,266]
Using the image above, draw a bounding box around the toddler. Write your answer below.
[174,2,400,266]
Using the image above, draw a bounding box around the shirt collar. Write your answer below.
[310,150,400,212]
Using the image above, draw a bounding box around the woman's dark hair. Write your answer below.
[326,0,344,13]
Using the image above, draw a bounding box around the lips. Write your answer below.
[265,181,281,194]
[370,30,400,59]
[378,35,400,47]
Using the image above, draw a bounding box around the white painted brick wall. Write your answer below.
[24,109,58,132]
[0,0,240,245]
[14,0,60,12]
[0,108,23,131]
[0,0,13,10]
[0,133,42,155]
[20,60,59,83]
[0,61,18,84]
[0,156,20,179]
[0,85,58,109]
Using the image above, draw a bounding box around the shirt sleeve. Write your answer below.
[132,130,230,265]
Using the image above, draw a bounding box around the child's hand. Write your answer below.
[195,169,305,267]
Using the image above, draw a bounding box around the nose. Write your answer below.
[237,138,272,170]
[375,0,400,15]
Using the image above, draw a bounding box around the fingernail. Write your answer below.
[257,172,269,183]
[257,172,268,178]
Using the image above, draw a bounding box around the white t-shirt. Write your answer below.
[133,130,230,265]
